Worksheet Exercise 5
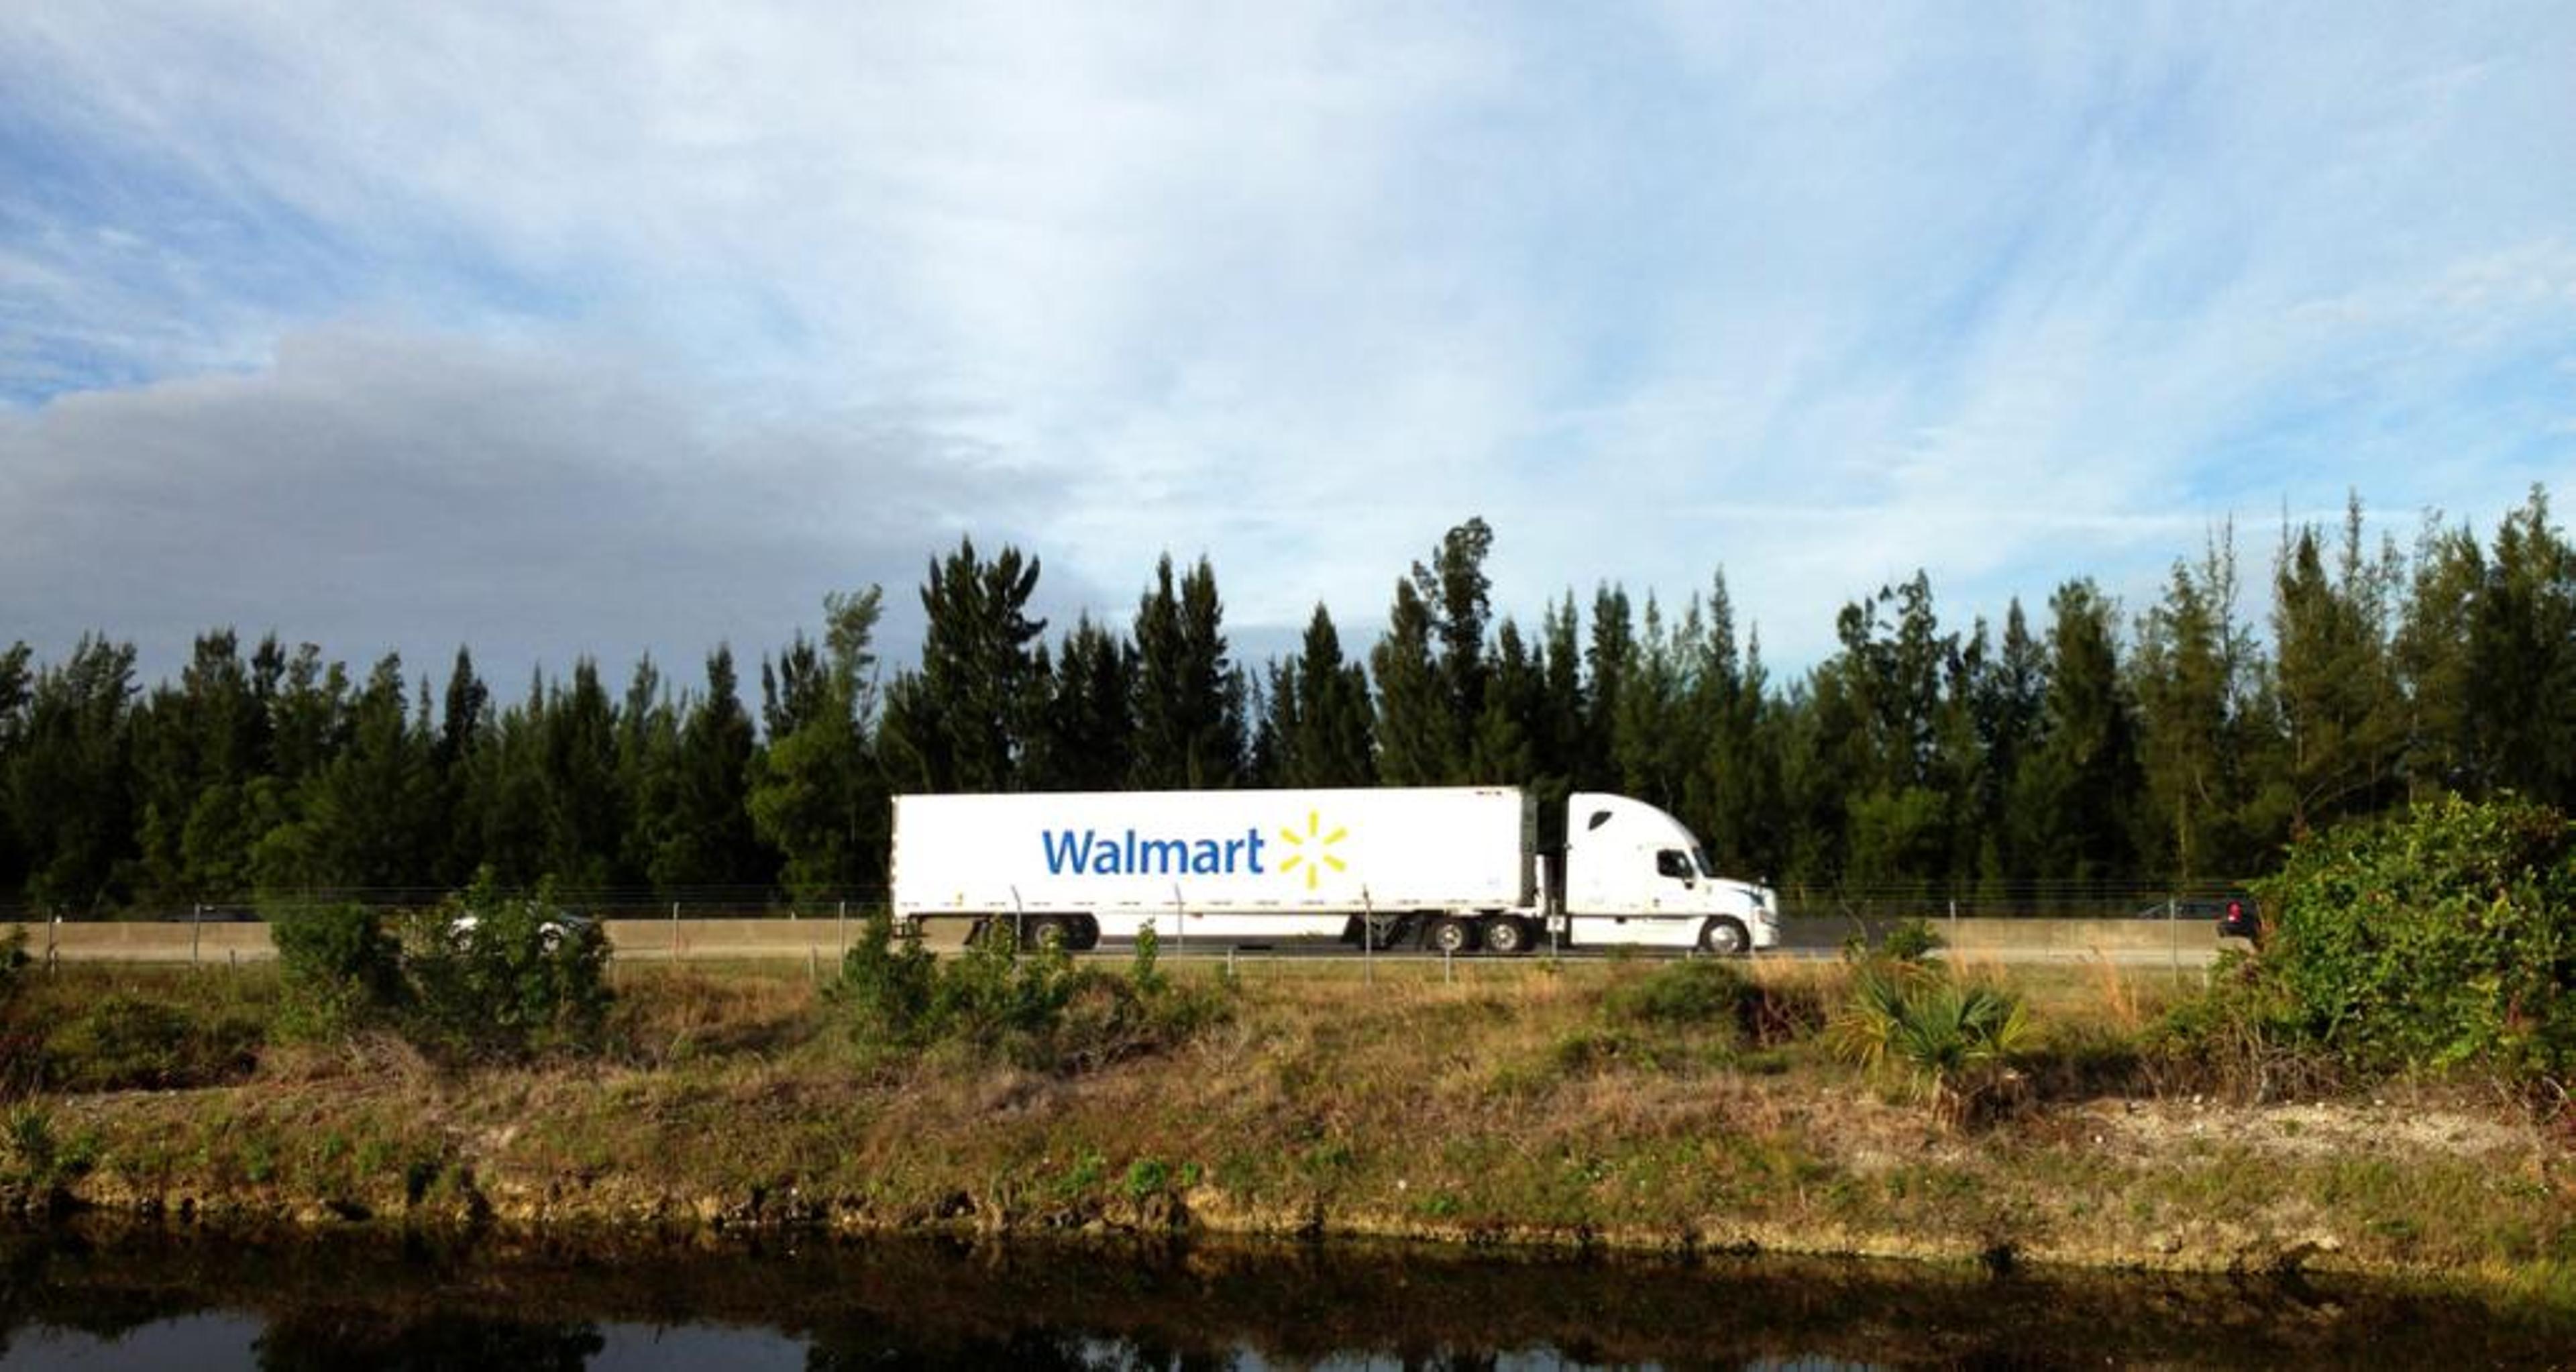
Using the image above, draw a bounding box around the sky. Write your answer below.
[4,3,2573,699]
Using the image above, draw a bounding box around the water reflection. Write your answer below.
[0,1221,2566,1369]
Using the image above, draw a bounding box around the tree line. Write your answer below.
[3,486,2569,916]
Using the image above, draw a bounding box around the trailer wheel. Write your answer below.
[1426,916,1476,955]
[1482,917,1529,955]
[1026,916,1075,950]
[1698,917,1751,957]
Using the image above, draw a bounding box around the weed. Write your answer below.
[4,1106,54,1181]
[1122,1157,1170,1200]
[43,993,261,1092]
[1827,960,2031,1128]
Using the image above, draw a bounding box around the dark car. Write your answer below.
[2139,894,2260,941]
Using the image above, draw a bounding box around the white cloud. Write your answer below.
[4,3,2573,683]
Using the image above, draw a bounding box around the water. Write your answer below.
[0,1222,2567,1369]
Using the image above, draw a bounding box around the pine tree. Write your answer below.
[1369,576,1448,786]
[2021,579,2143,889]
[1582,585,1635,792]
[2133,525,2259,883]
[1130,555,1245,788]
[130,631,271,904]
[296,654,437,893]
[1466,617,1538,784]
[7,635,139,912]
[0,641,30,902]
[883,537,1046,793]
[2394,517,2481,800]
[1033,615,1136,790]
[431,647,492,886]
[1276,604,1374,788]
[654,647,766,893]
[2264,497,2406,835]
[2467,486,2576,808]
[617,655,684,894]
[749,588,892,904]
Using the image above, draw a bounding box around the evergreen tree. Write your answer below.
[470,676,551,886]
[653,646,766,892]
[617,655,684,894]
[1611,594,1691,808]
[1536,593,1588,790]
[881,537,1046,793]
[748,589,889,904]
[292,654,437,893]
[1466,617,1539,784]
[2263,498,2406,835]
[1424,517,1495,755]
[2133,526,2259,883]
[1033,615,1136,790]
[1274,604,1374,788]
[1976,599,2049,908]
[1581,584,1635,792]
[130,631,271,904]
[537,659,624,890]
[2467,486,2576,808]
[2394,517,2481,801]
[0,641,30,902]
[7,635,138,912]
[1369,576,1448,786]
[2020,579,2143,888]
[1130,555,1246,788]
[431,647,492,886]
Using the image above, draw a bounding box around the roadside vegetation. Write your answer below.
[0,796,2569,1298]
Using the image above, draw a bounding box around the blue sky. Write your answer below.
[4,3,2572,693]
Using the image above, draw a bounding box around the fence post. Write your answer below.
[193,902,203,967]
[1362,888,1375,988]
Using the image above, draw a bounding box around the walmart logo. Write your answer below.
[1277,810,1350,891]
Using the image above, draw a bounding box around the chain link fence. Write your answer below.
[1,878,2259,925]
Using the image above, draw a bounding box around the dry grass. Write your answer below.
[5,959,2573,1285]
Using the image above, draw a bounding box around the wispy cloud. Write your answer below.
[3,3,2571,684]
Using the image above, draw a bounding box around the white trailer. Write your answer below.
[891,786,1779,956]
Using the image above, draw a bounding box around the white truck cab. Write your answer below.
[1559,792,1779,955]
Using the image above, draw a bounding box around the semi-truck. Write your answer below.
[890,786,1779,956]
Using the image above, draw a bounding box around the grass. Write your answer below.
[0,957,2568,1295]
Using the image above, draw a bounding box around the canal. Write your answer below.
[0,1222,2567,1368]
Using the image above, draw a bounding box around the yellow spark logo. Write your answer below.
[1277,810,1349,891]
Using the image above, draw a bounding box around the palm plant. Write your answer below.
[1827,959,2032,1127]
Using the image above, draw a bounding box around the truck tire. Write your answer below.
[1482,916,1530,955]
[1026,915,1075,949]
[1426,916,1476,955]
[1698,917,1751,957]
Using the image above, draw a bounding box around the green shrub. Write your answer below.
[42,993,262,1092]
[400,875,612,1062]
[1878,918,1944,963]
[2252,794,2576,1079]
[1605,959,1754,1028]
[828,912,938,1045]
[828,918,1230,1071]
[1827,960,2030,1124]
[270,902,406,1039]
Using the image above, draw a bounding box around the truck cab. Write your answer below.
[1559,792,1779,955]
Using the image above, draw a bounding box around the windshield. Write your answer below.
[1692,846,1719,878]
